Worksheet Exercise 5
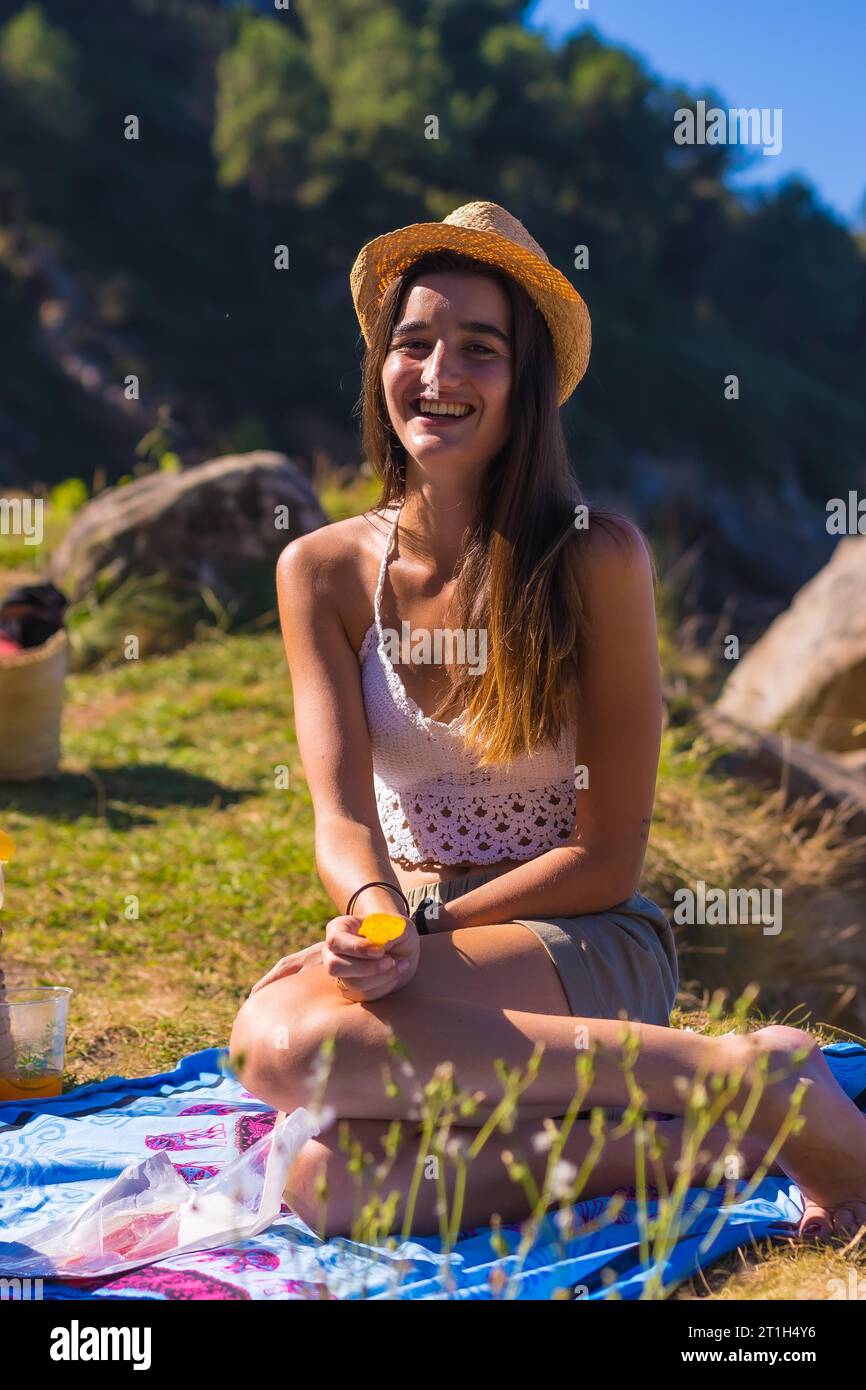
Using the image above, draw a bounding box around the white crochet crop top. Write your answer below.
[358,506,578,868]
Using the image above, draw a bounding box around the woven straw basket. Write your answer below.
[0,629,67,780]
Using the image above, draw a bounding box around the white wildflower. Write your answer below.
[550,1159,578,1200]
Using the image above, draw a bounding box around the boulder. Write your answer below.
[626,459,837,639]
[50,452,328,612]
[699,708,866,837]
[715,536,866,752]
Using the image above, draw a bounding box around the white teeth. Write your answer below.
[414,400,472,417]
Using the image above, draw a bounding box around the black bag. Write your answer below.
[0,581,69,649]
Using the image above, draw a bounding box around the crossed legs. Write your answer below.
[231,923,866,1240]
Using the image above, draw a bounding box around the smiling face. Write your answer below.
[381,270,514,481]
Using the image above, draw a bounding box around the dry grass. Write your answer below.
[643,727,866,1039]
[676,1235,866,1301]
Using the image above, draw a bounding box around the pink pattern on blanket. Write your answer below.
[144,1122,227,1151]
[259,1279,339,1299]
[190,1247,280,1274]
[94,1267,250,1300]
[172,1163,221,1183]
[178,1104,248,1116]
[235,1112,277,1152]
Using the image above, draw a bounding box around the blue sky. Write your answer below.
[528,0,866,226]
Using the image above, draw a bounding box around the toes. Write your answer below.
[832,1204,866,1240]
[801,1200,866,1242]
[799,1201,833,1241]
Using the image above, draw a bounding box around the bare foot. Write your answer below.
[748,1027,866,1241]
[799,1200,834,1242]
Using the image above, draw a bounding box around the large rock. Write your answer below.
[50,452,328,611]
[625,459,836,639]
[699,708,866,836]
[716,536,866,752]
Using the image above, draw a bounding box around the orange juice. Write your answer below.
[0,1068,62,1101]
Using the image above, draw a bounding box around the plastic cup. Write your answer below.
[0,986,72,1101]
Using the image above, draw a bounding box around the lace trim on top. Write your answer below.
[359,506,577,867]
[373,779,577,866]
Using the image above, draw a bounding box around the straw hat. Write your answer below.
[349,200,591,406]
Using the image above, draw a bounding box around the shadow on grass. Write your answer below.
[0,764,254,828]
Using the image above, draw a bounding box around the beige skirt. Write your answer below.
[404,868,679,1027]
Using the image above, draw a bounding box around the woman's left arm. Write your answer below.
[431,519,662,932]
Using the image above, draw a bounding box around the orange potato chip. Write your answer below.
[0,830,15,862]
[359,912,407,945]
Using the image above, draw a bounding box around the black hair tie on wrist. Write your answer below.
[345,880,411,918]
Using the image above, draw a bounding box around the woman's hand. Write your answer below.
[248,914,421,1003]
[322,913,420,1003]
[248,941,325,996]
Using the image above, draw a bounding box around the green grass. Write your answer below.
[1,630,329,1076]
[317,469,381,523]
[0,485,83,573]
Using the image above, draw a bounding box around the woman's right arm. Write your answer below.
[275,528,416,965]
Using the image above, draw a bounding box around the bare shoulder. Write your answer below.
[582,510,652,568]
[568,512,657,648]
[276,507,396,641]
[278,509,388,578]
[574,511,654,593]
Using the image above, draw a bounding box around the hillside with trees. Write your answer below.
[1,0,864,557]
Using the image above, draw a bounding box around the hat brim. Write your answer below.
[350,221,591,406]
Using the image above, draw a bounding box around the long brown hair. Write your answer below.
[356,248,626,766]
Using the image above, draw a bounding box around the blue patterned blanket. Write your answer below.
[2,1042,864,1300]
